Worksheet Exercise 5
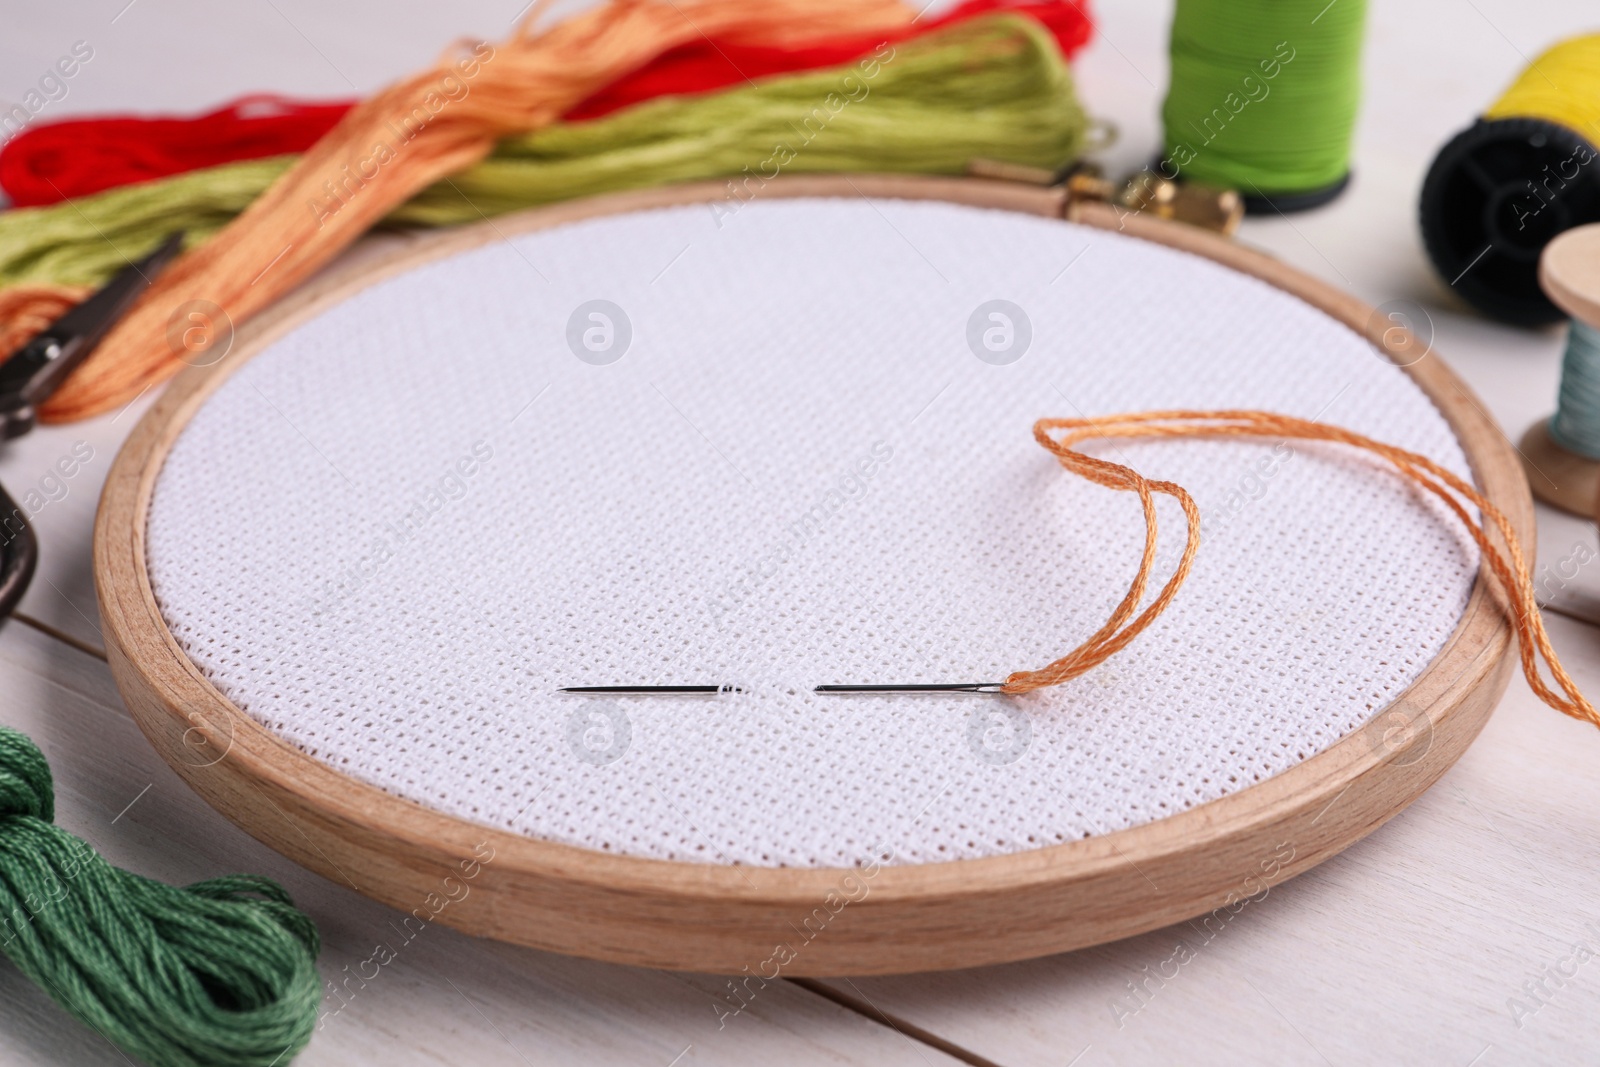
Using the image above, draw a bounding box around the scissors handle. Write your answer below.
[0,484,37,622]
[0,233,184,438]
[0,233,182,621]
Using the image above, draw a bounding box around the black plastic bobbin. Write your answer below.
[1420,116,1600,327]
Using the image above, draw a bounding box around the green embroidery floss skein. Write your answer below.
[0,727,321,1066]
[1161,0,1367,213]
[0,13,1088,293]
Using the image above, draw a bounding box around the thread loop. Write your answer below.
[0,729,53,821]
[1015,411,1596,730]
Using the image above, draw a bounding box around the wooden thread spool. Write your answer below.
[1519,223,1600,517]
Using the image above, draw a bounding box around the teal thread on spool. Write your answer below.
[1161,0,1367,211]
[1549,321,1600,460]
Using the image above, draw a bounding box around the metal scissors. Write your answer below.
[0,233,184,620]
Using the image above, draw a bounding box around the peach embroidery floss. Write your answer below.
[0,284,88,363]
[1017,411,1596,731]
[999,414,1202,694]
[35,0,917,423]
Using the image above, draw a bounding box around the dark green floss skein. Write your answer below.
[0,727,322,1066]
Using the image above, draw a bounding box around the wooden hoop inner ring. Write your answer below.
[95,174,1529,976]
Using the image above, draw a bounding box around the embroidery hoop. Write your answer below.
[95,175,1527,975]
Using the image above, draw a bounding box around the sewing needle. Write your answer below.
[558,685,742,694]
[558,683,1012,695]
[813,683,1009,694]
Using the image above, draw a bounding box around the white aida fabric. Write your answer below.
[145,198,1480,868]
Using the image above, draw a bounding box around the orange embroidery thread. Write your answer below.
[1014,410,1596,731]
[34,0,916,423]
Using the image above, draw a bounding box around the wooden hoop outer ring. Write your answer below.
[95,174,1530,976]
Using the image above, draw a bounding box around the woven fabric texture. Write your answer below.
[145,198,1479,868]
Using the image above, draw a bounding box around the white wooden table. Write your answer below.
[3,1,1598,1063]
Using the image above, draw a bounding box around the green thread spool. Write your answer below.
[1161,0,1367,213]
[0,725,321,1066]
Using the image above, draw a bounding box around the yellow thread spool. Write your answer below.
[1420,34,1600,327]
[1483,35,1600,136]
